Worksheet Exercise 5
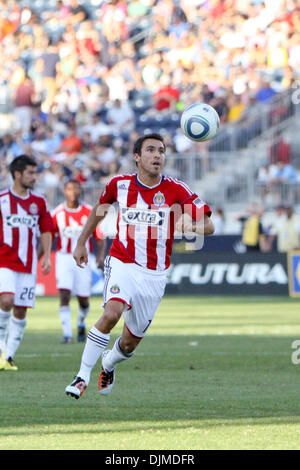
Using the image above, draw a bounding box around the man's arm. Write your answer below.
[40,232,52,274]
[95,238,107,269]
[191,214,215,235]
[73,202,109,267]
[176,213,215,236]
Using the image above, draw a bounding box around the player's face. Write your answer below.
[64,182,81,205]
[19,165,37,189]
[135,139,166,177]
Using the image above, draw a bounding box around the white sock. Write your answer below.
[77,305,90,328]
[5,316,27,360]
[77,326,110,385]
[102,336,135,372]
[59,306,72,338]
[0,309,11,354]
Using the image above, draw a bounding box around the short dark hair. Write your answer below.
[133,133,166,155]
[9,155,37,180]
[64,179,81,189]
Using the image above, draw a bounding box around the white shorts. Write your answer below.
[103,256,168,338]
[0,268,36,308]
[55,252,92,297]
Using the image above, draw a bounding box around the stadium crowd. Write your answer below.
[0,0,299,203]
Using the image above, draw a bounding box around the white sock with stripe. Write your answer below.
[5,316,27,360]
[102,336,135,372]
[77,305,90,328]
[0,309,10,354]
[59,306,72,338]
[77,326,110,385]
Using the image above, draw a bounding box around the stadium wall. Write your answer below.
[36,245,295,297]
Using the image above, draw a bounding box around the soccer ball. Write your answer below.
[180,103,220,142]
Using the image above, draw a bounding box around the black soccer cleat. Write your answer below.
[77,326,86,342]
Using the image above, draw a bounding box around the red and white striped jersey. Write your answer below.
[99,173,211,271]
[0,188,54,274]
[52,202,103,254]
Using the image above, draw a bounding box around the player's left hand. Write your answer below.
[41,255,51,275]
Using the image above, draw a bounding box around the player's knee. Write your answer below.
[59,289,71,306]
[96,301,124,332]
[0,295,14,312]
[102,310,120,328]
[78,297,89,309]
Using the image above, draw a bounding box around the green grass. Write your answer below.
[1,296,300,450]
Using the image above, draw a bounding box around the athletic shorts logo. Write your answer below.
[110,284,120,294]
[153,191,165,207]
[29,203,38,215]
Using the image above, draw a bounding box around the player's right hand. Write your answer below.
[73,244,88,268]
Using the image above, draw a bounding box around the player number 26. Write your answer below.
[20,287,35,301]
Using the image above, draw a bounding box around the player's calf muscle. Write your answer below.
[13,307,27,320]
[119,337,141,355]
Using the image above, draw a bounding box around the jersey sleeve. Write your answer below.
[99,177,118,205]
[175,180,212,222]
[39,198,55,234]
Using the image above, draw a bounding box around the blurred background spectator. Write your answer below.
[212,208,225,235]
[0,0,299,229]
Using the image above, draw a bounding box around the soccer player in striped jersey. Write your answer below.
[51,179,106,343]
[65,133,214,399]
[0,155,53,371]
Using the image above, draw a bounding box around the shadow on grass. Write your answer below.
[1,334,300,431]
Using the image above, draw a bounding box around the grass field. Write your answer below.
[1,295,300,450]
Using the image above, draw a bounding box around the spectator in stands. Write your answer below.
[255,77,277,103]
[241,205,269,252]
[55,124,81,158]
[80,132,94,153]
[82,114,111,143]
[43,0,70,22]
[268,130,291,164]
[0,0,299,206]
[13,74,35,135]
[210,89,229,123]
[40,41,60,113]
[268,205,287,248]
[153,75,180,112]
[68,0,89,24]
[256,163,278,201]
[128,0,149,20]
[106,99,135,135]
[273,206,300,252]
[270,160,298,205]
[227,94,246,123]
[43,126,62,155]
[271,161,298,183]
[212,208,225,235]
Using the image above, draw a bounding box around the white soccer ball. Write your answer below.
[180,103,220,142]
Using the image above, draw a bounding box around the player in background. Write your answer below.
[0,155,53,371]
[65,133,214,399]
[51,180,106,343]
